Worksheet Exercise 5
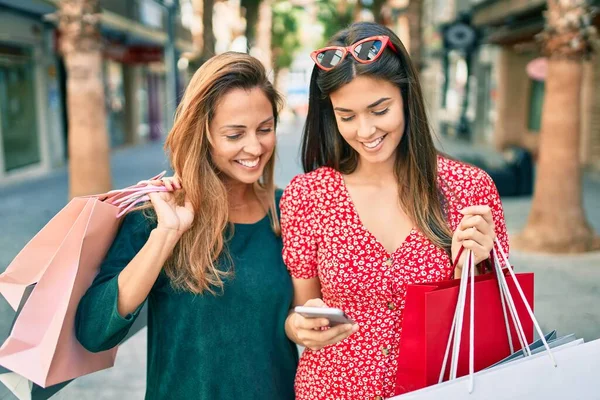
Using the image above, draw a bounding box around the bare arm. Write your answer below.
[116,227,180,316]
[118,176,192,316]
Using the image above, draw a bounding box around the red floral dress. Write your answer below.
[280,156,509,400]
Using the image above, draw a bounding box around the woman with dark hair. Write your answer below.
[75,52,297,399]
[281,22,508,400]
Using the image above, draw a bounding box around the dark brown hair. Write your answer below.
[301,22,452,254]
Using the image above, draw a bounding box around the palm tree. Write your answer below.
[514,0,599,253]
[406,0,423,71]
[58,0,111,198]
[191,0,215,62]
[242,0,261,48]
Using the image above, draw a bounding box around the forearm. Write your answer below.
[117,228,181,316]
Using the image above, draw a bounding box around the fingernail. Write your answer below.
[351,324,359,332]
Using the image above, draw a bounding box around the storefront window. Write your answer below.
[528,79,545,132]
[0,44,40,172]
[105,59,126,147]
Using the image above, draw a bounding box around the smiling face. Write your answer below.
[209,87,276,185]
[329,75,405,168]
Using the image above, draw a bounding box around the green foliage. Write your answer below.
[316,0,354,46]
[271,1,302,72]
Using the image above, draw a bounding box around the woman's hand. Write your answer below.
[451,205,496,278]
[148,176,194,236]
[289,298,359,351]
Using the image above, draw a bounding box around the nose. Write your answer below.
[243,133,262,156]
[356,116,376,139]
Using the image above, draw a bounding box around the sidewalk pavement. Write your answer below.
[0,121,598,398]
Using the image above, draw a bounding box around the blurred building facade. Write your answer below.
[420,0,600,172]
[0,0,193,184]
[471,0,600,171]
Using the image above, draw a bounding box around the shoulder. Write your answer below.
[281,167,340,219]
[120,209,157,237]
[437,155,495,194]
[283,167,339,199]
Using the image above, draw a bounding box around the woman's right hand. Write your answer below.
[148,176,194,236]
[290,298,359,351]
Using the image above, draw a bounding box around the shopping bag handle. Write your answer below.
[451,245,493,276]
[439,240,556,393]
[439,249,476,389]
[94,171,172,218]
[493,239,556,365]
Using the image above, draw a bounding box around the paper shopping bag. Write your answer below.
[0,173,167,389]
[390,338,600,399]
[0,198,122,388]
[395,270,534,395]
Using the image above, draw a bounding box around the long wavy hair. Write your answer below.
[302,22,453,254]
[160,52,282,294]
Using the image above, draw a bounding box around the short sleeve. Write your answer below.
[473,170,510,261]
[280,175,319,279]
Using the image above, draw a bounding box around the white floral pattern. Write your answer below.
[280,156,509,400]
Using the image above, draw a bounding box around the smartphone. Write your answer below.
[294,306,354,327]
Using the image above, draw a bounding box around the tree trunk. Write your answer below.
[191,0,204,51]
[242,0,261,48]
[514,0,599,253]
[353,0,362,22]
[373,0,386,24]
[406,0,423,71]
[514,60,597,252]
[59,0,111,198]
[201,0,215,60]
[254,0,272,72]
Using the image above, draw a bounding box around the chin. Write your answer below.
[223,169,264,185]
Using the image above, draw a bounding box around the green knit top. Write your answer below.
[75,190,298,399]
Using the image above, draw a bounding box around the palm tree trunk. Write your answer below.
[514,0,598,252]
[406,0,423,71]
[201,0,215,60]
[515,60,597,252]
[59,0,111,198]
[242,0,261,48]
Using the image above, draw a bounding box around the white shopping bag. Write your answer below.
[390,240,600,399]
[389,338,600,399]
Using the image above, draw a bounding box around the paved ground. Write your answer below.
[0,117,599,399]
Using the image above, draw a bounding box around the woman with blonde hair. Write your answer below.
[75,52,298,399]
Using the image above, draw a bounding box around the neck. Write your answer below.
[352,155,398,185]
[225,180,257,211]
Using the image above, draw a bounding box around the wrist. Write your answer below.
[151,227,183,247]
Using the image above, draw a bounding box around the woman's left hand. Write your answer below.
[451,205,496,278]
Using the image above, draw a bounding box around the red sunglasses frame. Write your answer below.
[310,35,398,72]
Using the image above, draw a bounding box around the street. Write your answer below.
[0,117,599,399]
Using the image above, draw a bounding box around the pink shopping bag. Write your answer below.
[0,173,167,388]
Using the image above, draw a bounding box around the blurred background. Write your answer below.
[0,0,599,398]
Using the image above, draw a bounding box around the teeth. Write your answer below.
[236,158,259,168]
[363,136,385,149]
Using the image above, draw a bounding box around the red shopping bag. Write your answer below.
[394,268,534,395]
[0,173,167,388]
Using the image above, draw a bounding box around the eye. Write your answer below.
[258,127,274,134]
[340,115,355,122]
[373,108,389,116]
[226,133,243,140]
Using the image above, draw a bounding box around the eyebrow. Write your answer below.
[334,97,391,113]
[220,116,275,131]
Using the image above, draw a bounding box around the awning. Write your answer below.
[40,0,194,53]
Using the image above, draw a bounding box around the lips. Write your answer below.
[361,134,387,149]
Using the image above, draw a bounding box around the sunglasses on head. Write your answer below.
[310,35,398,72]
